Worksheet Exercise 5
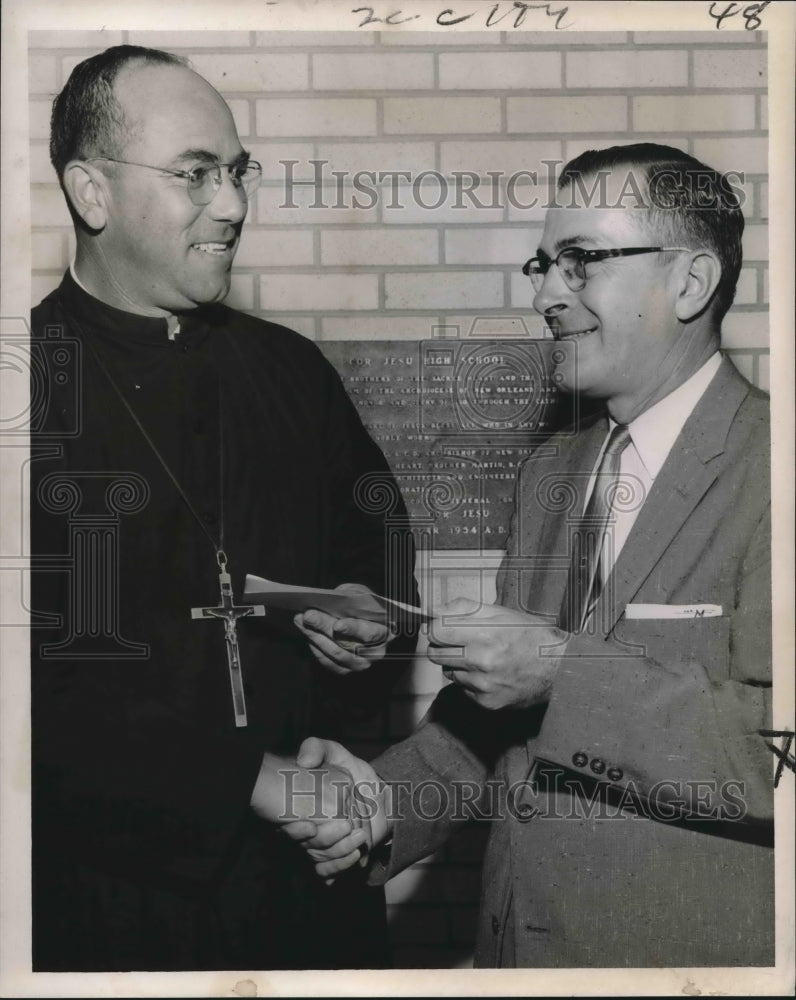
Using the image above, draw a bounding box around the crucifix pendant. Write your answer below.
[191,552,265,727]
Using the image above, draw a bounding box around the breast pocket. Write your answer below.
[614,615,731,683]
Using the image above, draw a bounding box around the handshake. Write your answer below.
[250,737,392,883]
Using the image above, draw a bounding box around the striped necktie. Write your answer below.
[559,424,632,634]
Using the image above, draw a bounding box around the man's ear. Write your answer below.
[62,161,110,231]
[674,250,722,322]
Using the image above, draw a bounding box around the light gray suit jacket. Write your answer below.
[372,357,774,967]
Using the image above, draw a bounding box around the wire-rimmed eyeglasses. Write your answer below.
[85,157,262,206]
[522,246,693,293]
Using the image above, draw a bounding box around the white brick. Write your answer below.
[384,97,501,135]
[445,227,536,266]
[190,53,309,92]
[30,101,53,141]
[227,100,251,138]
[246,143,316,182]
[383,184,505,225]
[30,187,72,228]
[313,53,433,90]
[235,228,314,268]
[381,31,498,46]
[691,137,768,176]
[321,316,440,340]
[633,95,756,133]
[29,54,58,94]
[32,232,66,270]
[506,184,558,223]
[127,31,251,48]
[507,96,627,133]
[321,228,437,266]
[507,32,628,45]
[30,144,57,185]
[262,315,317,339]
[439,51,561,89]
[315,141,435,176]
[223,274,254,312]
[255,31,376,47]
[255,183,380,225]
[720,312,768,349]
[760,96,767,130]
[32,274,62,308]
[29,30,124,47]
[762,267,768,303]
[510,270,540,309]
[693,47,767,88]
[256,98,377,137]
[733,268,758,306]
[441,140,563,179]
[757,354,769,392]
[61,57,85,82]
[742,224,768,261]
[758,182,767,221]
[385,272,503,310]
[633,32,756,44]
[563,137,692,166]
[260,273,377,311]
[566,49,687,89]
[728,352,755,383]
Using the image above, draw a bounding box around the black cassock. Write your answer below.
[30,272,418,972]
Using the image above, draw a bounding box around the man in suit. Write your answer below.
[277,143,775,967]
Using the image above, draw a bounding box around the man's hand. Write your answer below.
[426,599,566,710]
[250,750,356,827]
[281,737,393,881]
[293,583,393,675]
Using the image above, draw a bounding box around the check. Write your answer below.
[243,574,432,625]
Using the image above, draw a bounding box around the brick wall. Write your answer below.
[28,29,769,969]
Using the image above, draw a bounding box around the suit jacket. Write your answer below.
[371,357,774,968]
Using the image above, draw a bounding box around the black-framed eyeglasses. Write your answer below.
[522,246,692,293]
[85,157,262,206]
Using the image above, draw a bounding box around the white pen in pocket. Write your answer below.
[624,603,723,619]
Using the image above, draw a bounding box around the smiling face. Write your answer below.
[89,61,248,314]
[533,170,716,422]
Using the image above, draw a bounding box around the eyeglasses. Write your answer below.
[85,157,262,206]
[522,246,692,293]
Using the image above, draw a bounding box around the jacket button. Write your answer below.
[607,766,624,782]
[491,915,500,935]
[590,757,606,775]
[572,751,588,768]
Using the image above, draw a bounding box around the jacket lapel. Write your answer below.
[595,358,751,633]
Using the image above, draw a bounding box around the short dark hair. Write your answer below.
[49,45,187,182]
[558,143,745,322]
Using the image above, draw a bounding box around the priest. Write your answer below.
[30,44,418,972]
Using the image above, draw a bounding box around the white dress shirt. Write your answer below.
[585,353,723,582]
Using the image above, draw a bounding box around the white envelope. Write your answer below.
[624,603,723,619]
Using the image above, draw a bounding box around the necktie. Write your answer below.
[559,424,632,634]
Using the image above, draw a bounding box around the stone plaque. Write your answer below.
[318,339,580,550]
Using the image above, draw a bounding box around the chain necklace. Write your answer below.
[69,304,265,728]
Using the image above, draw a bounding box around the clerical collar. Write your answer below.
[58,268,213,350]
